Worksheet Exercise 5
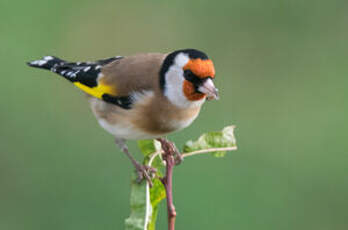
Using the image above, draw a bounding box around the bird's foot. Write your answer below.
[157,138,183,165]
[134,163,157,187]
[115,138,157,186]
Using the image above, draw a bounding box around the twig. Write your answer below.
[148,146,238,167]
[161,153,176,230]
[156,138,177,230]
[182,146,237,158]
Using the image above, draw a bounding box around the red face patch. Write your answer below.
[183,81,206,101]
[183,59,215,78]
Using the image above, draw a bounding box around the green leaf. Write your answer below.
[125,175,149,230]
[183,126,237,157]
[137,139,160,157]
[125,140,166,230]
[148,178,166,230]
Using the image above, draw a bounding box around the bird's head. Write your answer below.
[159,49,218,108]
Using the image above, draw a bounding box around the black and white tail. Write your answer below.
[27,55,122,87]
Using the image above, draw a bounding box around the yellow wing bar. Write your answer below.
[73,82,116,99]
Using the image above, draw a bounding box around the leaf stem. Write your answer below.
[147,150,162,167]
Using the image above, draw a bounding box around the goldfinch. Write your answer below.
[28,49,218,182]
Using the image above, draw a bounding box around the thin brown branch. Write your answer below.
[161,153,176,230]
[156,138,178,230]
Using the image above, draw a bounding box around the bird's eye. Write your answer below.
[184,70,203,85]
[183,70,195,81]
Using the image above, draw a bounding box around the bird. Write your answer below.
[27,49,219,183]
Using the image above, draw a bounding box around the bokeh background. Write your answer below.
[1,0,347,229]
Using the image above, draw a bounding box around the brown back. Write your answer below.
[101,53,166,96]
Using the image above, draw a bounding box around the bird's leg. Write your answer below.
[156,138,183,165]
[115,138,156,186]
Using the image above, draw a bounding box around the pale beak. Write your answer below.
[198,78,219,100]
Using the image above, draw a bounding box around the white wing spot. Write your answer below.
[44,56,54,61]
[31,60,47,66]
[83,66,91,72]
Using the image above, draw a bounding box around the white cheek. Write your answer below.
[164,53,205,108]
[164,66,189,108]
[164,66,206,108]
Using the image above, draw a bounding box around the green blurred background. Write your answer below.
[1,0,347,229]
